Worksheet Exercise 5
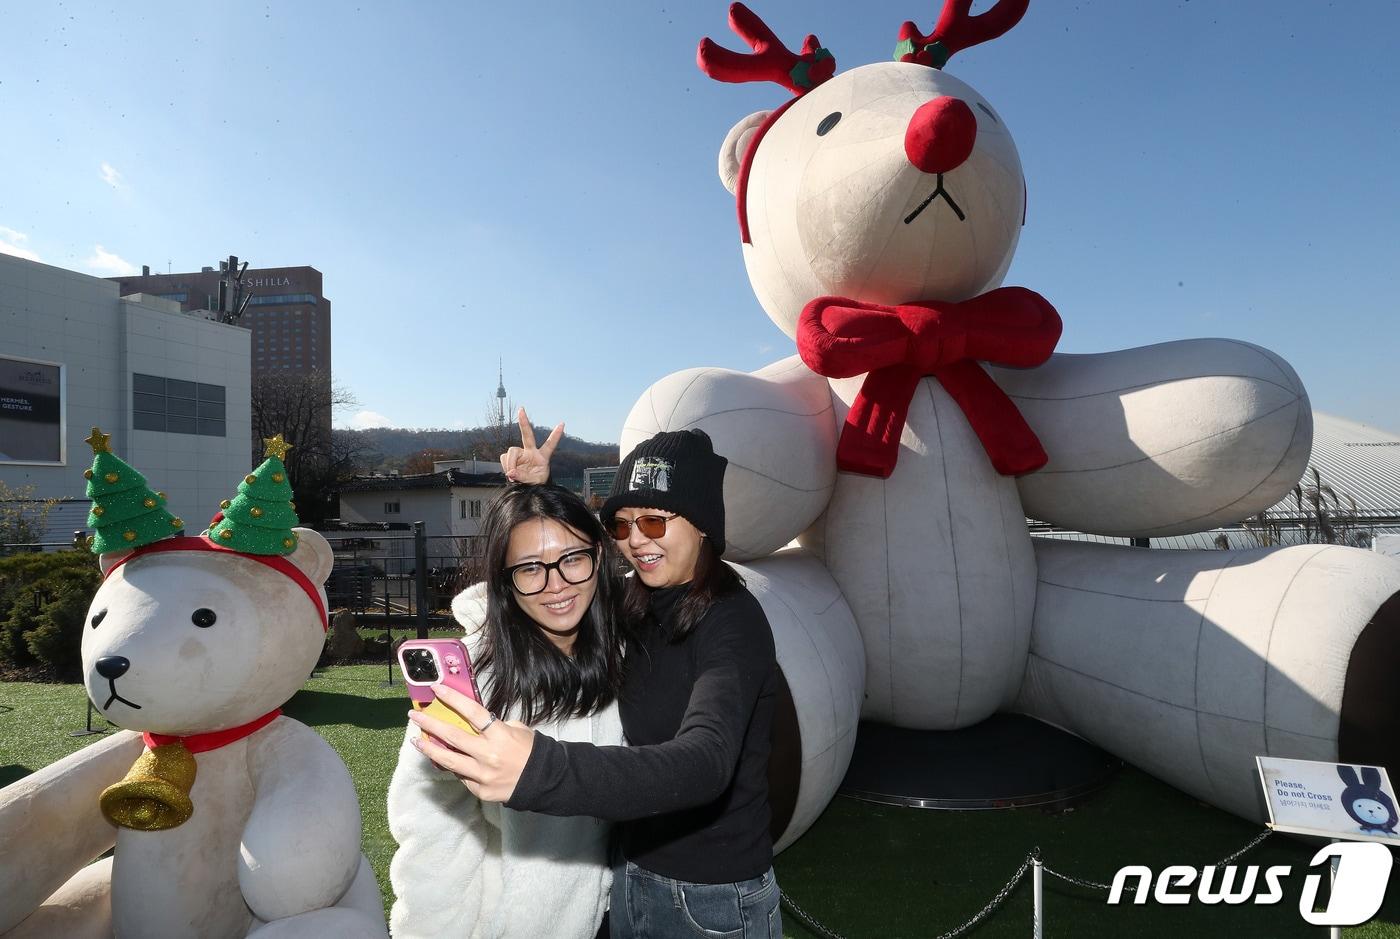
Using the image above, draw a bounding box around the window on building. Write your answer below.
[246,293,318,306]
[470,500,482,519]
[132,374,226,437]
[385,501,401,514]
[459,499,466,519]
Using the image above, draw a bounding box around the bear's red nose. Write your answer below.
[904,96,977,174]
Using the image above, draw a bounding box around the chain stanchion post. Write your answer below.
[1329,840,1341,939]
[413,521,429,640]
[1032,848,1044,939]
[69,698,108,737]
[782,828,1275,939]
[381,555,395,688]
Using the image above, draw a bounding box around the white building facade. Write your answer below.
[1,254,252,543]
[337,468,508,543]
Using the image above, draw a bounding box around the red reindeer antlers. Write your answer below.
[896,0,1030,69]
[698,2,835,96]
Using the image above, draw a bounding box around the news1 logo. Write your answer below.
[1108,842,1393,926]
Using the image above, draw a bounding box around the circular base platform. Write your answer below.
[838,715,1121,810]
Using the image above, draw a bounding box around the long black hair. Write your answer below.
[475,484,630,725]
[620,522,743,642]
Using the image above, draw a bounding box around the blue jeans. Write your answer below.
[609,859,782,939]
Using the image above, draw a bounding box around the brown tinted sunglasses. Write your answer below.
[606,514,674,540]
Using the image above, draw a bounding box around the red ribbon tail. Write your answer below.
[837,365,922,478]
[935,361,1047,476]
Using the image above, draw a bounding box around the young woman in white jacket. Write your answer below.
[387,481,631,939]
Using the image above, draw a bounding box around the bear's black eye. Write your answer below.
[816,112,841,136]
[192,608,217,628]
[90,609,107,629]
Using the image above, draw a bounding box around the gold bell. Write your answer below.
[99,743,197,831]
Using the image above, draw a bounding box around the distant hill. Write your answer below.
[336,424,619,479]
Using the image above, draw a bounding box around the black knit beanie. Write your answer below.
[602,429,727,555]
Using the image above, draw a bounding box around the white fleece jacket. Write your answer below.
[387,584,624,939]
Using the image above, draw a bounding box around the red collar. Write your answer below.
[104,534,327,630]
[143,708,282,754]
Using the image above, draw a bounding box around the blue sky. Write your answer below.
[3,1,1398,442]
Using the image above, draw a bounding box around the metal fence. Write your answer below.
[319,525,484,631]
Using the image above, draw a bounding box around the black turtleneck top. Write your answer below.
[505,582,778,883]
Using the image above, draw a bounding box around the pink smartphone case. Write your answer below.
[397,638,482,706]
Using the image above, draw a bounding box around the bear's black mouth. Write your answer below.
[904,173,966,225]
[101,679,141,711]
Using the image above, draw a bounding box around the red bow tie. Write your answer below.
[797,287,1062,478]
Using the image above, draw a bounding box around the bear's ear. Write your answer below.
[286,527,334,586]
[98,550,131,577]
[719,110,771,195]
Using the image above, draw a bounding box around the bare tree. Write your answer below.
[250,371,359,522]
[472,395,516,462]
[404,448,457,475]
[1242,465,1370,549]
[1293,465,1368,547]
[0,481,60,549]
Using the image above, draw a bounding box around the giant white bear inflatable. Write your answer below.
[621,0,1400,837]
[0,435,387,939]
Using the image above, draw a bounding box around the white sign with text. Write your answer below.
[1256,756,1400,843]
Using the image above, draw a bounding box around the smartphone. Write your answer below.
[397,638,483,742]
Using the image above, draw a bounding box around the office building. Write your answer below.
[1,254,252,542]
[111,263,330,381]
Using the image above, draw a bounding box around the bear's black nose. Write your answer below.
[95,656,130,679]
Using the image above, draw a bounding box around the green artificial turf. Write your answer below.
[775,780,1400,938]
[3,669,1397,938]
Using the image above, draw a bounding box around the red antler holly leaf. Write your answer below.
[698,2,835,96]
[896,0,1029,69]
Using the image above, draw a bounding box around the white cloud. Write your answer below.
[100,162,125,189]
[83,244,138,276]
[0,226,41,262]
[344,410,393,430]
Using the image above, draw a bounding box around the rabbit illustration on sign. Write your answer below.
[1339,766,1399,836]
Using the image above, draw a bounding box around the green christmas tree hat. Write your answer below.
[206,434,301,556]
[84,428,185,554]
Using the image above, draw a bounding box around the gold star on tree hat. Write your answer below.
[89,432,325,627]
[82,427,185,554]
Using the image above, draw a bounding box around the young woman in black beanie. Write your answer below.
[411,417,783,939]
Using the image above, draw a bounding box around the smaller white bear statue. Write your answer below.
[0,431,387,939]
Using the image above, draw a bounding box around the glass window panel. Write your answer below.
[133,373,165,395]
[198,419,226,437]
[197,400,225,419]
[166,415,197,435]
[167,396,196,417]
[133,410,165,431]
[133,392,166,413]
[167,378,197,399]
[198,383,225,402]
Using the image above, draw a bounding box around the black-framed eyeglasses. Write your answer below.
[506,546,598,596]
[606,514,674,540]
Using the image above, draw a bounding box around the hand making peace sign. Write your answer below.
[500,407,563,484]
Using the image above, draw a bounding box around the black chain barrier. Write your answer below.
[779,828,1274,938]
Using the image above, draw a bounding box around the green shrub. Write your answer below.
[26,582,97,680]
[0,550,101,679]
